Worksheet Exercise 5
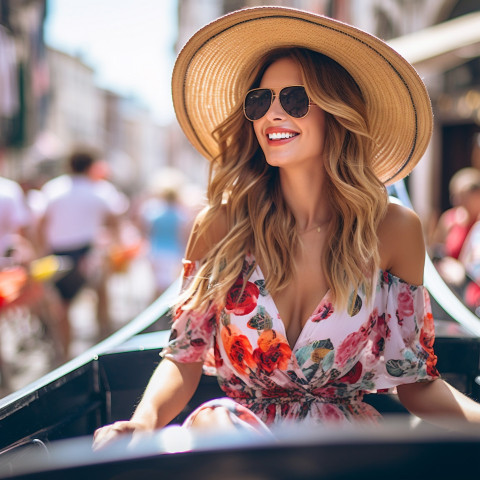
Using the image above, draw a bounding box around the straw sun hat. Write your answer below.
[172,6,433,185]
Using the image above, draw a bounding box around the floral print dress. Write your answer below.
[161,254,440,428]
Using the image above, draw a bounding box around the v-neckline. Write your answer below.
[253,261,331,350]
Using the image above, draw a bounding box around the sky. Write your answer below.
[44,0,178,124]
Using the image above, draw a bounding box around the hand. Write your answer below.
[92,420,146,451]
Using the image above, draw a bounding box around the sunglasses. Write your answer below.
[243,85,313,121]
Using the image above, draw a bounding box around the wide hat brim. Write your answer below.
[172,6,433,185]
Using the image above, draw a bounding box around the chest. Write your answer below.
[267,241,328,346]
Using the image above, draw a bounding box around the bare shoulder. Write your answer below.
[184,204,229,261]
[378,202,426,285]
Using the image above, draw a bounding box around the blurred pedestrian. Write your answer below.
[38,146,129,357]
[430,168,480,301]
[140,178,189,298]
[0,175,32,386]
[431,168,480,260]
[0,176,33,265]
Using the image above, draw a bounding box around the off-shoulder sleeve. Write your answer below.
[160,259,217,365]
[373,276,440,391]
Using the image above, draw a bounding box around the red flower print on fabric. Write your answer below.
[312,386,337,398]
[337,361,363,384]
[229,374,243,386]
[183,261,196,278]
[220,383,251,399]
[397,283,415,320]
[335,320,370,369]
[173,305,184,322]
[280,402,291,417]
[376,313,389,338]
[260,386,291,398]
[371,312,389,357]
[214,342,224,367]
[321,403,344,422]
[311,302,334,322]
[265,403,276,424]
[371,336,385,358]
[221,324,256,375]
[253,329,292,374]
[420,310,439,377]
[225,277,260,316]
[190,338,207,347]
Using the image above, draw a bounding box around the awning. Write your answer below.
[388,11,480,71]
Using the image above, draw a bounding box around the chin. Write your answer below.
[263,153,294,168]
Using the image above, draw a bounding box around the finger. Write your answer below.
[92,430,114,451]
[93,421,139,451]
[92,426,125,451]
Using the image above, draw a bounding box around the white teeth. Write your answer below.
[267,132,297,140]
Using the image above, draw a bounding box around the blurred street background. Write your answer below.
[0,255,156,395]
[2,0,480,397]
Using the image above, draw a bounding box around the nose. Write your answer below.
[264,93,285,120]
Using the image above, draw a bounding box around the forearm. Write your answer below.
[105,213,123,243]
[36,216,49,255]
[397,379,480,426]
[130,357,203,430]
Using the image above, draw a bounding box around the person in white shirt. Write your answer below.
[39,147,129,357]
[0,176,32,263]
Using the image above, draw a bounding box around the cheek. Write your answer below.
[309,113,326,151]
[311,109,326,133]
[253,122,264,144]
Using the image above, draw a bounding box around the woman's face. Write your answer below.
[253,57,326,171]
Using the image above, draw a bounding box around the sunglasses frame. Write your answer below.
[243,85,313,121]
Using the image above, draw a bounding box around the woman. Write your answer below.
[93,6,480,449]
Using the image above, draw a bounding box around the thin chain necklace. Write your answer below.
[298,219,330,235]
[298,224,322,234]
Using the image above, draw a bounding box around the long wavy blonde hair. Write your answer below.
[179,48,388,313]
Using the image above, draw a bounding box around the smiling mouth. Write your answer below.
[267,132,298,140]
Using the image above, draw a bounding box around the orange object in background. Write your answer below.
[0,266,28,309]
[88,160,111,181]
[107,241,144,273]
[0,255,72,310]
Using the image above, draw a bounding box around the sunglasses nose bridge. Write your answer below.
[265,90,286,119]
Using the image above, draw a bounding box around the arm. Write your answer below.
[104,211,123,244]
[36,211,49,256]
[380,203,480,426]
[93,358,203,450]
[93,206,229,449]
[397,379,480,426]
[130,358,203,429]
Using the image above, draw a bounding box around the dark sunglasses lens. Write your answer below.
[244,89,272,120]
[280,86,309,118]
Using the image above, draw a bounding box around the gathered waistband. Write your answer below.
[230,390,365,405]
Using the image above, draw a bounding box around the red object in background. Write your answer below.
[88,161,111,181]
[465,281,480,310]
[0,266,28,310]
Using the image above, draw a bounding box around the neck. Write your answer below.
[279,166,331,232]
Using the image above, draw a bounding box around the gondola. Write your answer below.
[1,180,480,479]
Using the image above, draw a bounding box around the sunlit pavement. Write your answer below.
[0,256,156,397]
